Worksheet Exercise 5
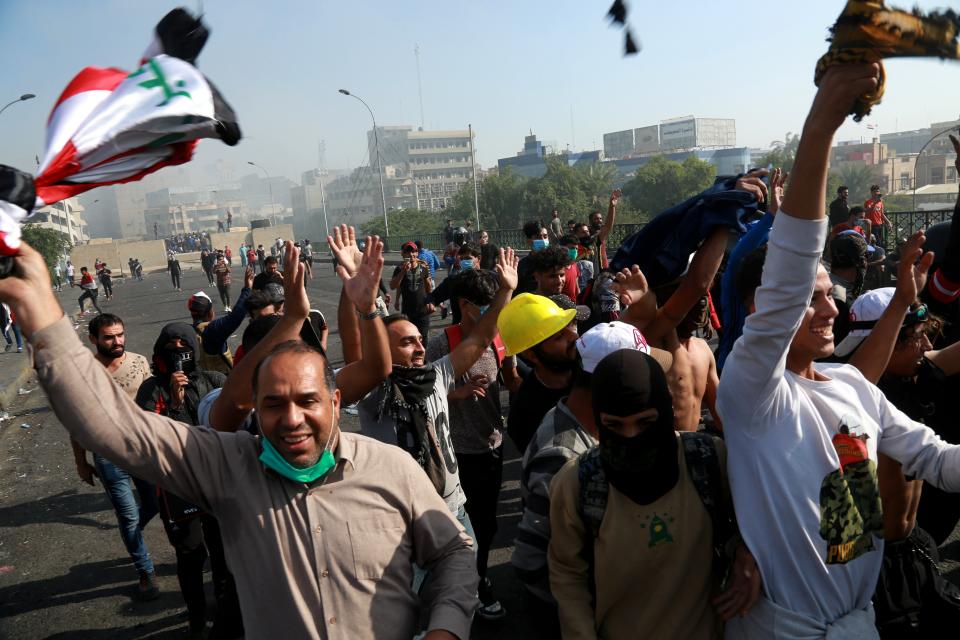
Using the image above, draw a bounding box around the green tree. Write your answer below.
[621,155,716,216]
[832,163,883,204]
[359,208,444,239]
[759,132,800,171]
[20,224,71,273]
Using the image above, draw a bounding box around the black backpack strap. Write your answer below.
[681,431,738,580]
[578,446,607,538]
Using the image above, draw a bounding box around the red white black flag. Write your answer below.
[0,8,240,258]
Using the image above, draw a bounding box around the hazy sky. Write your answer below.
[2,0,960,186]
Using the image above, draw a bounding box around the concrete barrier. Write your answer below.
[71,239,167,275]
[209,230,251,253]
[251,224,294,252]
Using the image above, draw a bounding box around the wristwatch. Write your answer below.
[358,308,384,320]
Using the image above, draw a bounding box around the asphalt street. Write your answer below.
[0,263,534,639]
[2,263,960,639]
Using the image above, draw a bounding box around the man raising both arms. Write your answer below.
[719,63,960,637]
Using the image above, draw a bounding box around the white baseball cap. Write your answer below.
[833,287,895,358]
[576,321,672,373]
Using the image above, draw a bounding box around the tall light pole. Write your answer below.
[247,161,277,227]
[0,93,35,117]
[912,124,958,210]
[469,124,480,232]
[338,89,389,237]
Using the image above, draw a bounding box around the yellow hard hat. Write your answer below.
[497,293,577,356]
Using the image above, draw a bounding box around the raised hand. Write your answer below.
[769,168,788,215]
[893,230,935,305]
[808,63,881,134]
[338,235,384,314]
[735,168,769,203]
[610,188,622,207]
[281,240,309,321]
[495,247,519,291]
[327,224,363,276]
[243,266,254,289]
[611,265,649,306]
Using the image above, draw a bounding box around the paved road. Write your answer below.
[0,264,534,639]
[3,264,960,639]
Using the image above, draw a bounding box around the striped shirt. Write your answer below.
[511,399,595,602]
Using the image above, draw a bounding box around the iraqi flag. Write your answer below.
[0,8,240,258]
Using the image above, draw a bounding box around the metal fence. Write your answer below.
[397,210,953,254]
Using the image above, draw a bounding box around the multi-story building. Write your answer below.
[602,117,735,159]
[29,197,89,246]
[365,126,476,212]
[324,166,417,228]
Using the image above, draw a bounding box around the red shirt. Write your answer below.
[563,263,579,300]
[863,198,885,226]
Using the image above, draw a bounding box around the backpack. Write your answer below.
[577,431,734,588]
[443,324,507,368]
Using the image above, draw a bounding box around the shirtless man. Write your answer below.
[661,294,721,431]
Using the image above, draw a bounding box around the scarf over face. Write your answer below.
[592,349,678,505]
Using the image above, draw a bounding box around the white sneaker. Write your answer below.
[225,306,232,312]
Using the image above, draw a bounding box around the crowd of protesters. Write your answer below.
[7,63,960,640]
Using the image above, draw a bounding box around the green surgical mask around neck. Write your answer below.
[259,410,337,483]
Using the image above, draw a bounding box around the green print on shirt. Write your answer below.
[819,417,883,565]
[638,512,675,548]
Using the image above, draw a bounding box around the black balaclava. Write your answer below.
[152,322,199,384]
[592,349,678,505]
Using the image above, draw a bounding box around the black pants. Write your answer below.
[161,510,244,638]
[409,313,431,342]
[78,289,102,314]
[204,268,215,285]
[217,283,231,308]
[171,271,181,289]
[456,446,503,578]
[100,277,113,298]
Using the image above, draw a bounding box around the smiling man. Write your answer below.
[0,239,477,639]
[719,63,960,638]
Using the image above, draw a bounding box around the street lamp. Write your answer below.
[0,93,36,117]
[338,89,389,236]
[247,161,277,226]
[912,124,959,210]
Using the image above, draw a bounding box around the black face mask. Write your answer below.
[592,349,678,505]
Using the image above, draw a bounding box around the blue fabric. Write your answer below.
[93,453,158,574]
[419,249,441,279]
[610,174,760,287]
[716,212,774,372]
[199,286,251,355]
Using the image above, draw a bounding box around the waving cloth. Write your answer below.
[377,366,447,494]
[0,8,240,261]
[815,0,960,121]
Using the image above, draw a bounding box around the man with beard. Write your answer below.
[70,314,159,601]
[333,226,519,537]
[549,349,757,638]
[500,294,581,455]
[134,324,242,639]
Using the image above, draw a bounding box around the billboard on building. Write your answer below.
[694,118,736,148]
[660,117,697,151]
[603,129,635,159]
[633,125,660,154]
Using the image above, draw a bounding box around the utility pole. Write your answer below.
[469,124,480,231]
[414,44,425,130]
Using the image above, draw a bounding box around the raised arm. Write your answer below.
[200,267,254,355]
[0,243,229,511]
[449,247,518,378]
[333,234,392,405]
[718,63,881,426]
[597,189,620,243]
[209,242,309,430]
[329,225,365,365]
[847,231,933,383]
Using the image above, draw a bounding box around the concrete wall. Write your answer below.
[250,224,295,251]
[209,230,250,253]
[70,239,166,275]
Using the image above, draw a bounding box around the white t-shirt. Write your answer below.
[358,355,466,513]
[719,213,960,625]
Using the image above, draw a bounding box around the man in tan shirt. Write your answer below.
[70,312,159,601]
[5,240,478,640]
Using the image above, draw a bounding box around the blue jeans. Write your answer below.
[3,322,22,349]
[93,454,159,574]
[412,503,476,593]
